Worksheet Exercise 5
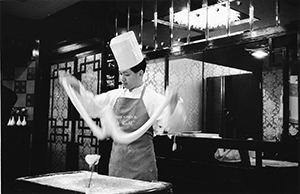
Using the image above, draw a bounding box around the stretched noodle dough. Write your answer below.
[61,77,172,144]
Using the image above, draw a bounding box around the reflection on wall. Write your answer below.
[203,63,252,136]
[288,78,298,136]
[203,63,250,78]
[146,58,253,133]
[288,76,298,124]
[146,57,253,133]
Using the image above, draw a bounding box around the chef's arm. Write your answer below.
[58,72,81,93]
[165,98,186,133]
[154,97,186,135]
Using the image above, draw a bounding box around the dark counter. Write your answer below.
[154,135,299,194]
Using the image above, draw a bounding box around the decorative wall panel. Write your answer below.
[169,58,204,132]
[262,70,299,141]
[2,61,37,123]
[262,69,283,141]
[77,53,102,170]
[48,53,103,172]
[144,58,166,95]
[48,61,74,172]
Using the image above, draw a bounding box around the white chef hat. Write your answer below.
[110,31,144,71]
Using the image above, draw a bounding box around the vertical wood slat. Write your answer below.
[203,0,209,40]
[249,0,254,32]
[187,0,191,44]
[154,0,158,50]
[298,32,300,130]
[220,76,225,136]
[164,55,169,89]
[127,1,130,32]
[282,47,290,142]
[226,0,230,36]
[115,4,118,36]
[275,0,280,26]
[140,0,144,47]
[169,0,174,47]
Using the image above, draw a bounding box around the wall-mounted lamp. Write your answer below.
[245,40,269,59]
[251,49,269,59]
[32,49,39,58]
[32,39,40,58]
[245,47,269,59]
[57,43,86,54]
[171,45,181,55]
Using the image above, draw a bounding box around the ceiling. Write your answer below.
[1,0,299,72]
[1,0,82,20]
[1,0,299,21]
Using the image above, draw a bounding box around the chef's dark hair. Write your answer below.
[130,58,146,73]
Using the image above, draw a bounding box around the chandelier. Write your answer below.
[173,3,241,30]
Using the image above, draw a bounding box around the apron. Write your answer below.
[109,86,157,181]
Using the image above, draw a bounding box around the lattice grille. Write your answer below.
[48,54,103,172]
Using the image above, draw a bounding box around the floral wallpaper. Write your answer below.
[169,58,204,132]
[262,69,283,141]
[263,69,299,141]
[144,58,166,95]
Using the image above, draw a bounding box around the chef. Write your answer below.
[60,31,186,182]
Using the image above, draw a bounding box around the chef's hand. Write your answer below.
[58,71,80,93]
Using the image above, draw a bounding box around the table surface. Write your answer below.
[16,171,172,194]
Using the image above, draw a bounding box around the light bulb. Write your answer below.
[17,116,22,126]
[10,116,15,126]
[21,116,27,126]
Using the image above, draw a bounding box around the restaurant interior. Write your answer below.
[1,0,299,193]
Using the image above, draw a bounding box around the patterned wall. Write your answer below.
[262,69,283,141]
[169,58,204,132]
[2,61,36,125]
[262,70,299,141]
[144,58,166,95]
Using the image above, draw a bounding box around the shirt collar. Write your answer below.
[124,83,144,94]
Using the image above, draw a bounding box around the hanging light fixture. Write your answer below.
[173,3,241,30]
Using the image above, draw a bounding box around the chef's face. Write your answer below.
[119,69,143,91]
